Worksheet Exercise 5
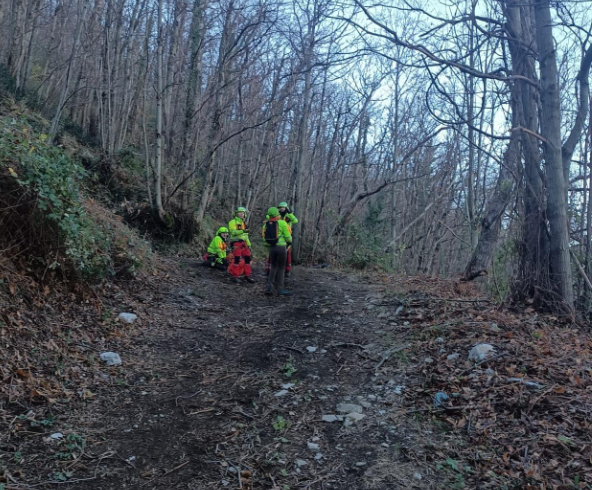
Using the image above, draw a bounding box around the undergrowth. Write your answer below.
[0,114,151,282]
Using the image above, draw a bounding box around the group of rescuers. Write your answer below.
[203,202,298,296]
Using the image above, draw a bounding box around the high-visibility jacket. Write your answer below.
[207,236,227,263]
[280,211,298,226]
[228,217,251,247]
[262,217,292,247]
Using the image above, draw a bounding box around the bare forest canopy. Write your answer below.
[2,0,592,314]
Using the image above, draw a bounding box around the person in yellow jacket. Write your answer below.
[203,227,229,271]
[262,207,293,296]
[228,206,255,283]
[265,201,299,278]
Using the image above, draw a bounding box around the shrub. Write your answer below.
[0,116,150,281]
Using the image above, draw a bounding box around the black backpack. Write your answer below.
[264,220,279,246]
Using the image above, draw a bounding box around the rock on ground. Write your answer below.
[468,343,496,362]
[118,312,138,323]
[100,352,122,366]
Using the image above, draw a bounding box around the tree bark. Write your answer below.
[533,0,574,311]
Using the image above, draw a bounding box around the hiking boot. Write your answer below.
[278,289,293,296]
[264,285,273,296]
[285,271,290,278]
[245,276,255,284]
[231,277,241,284]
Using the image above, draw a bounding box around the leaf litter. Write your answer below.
[1,264,590,489]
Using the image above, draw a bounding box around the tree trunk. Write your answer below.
[48,0,89,143]
[154,0,167,223]
[533,0,574,311]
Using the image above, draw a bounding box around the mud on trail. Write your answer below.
[3,261,443,489]
[71,262,431,490]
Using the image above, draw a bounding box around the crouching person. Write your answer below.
[262,207,293,296]
[203,227,230,271]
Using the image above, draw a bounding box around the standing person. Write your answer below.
[262,207,293,296]
[228,206,255,283]
[277,202,298,277]
[203,227,230,271]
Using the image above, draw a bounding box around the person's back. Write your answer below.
[277,201,297,277]
[263,207,292,296]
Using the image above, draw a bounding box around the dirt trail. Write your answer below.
[5,257,592,489]
[49,261,428,490]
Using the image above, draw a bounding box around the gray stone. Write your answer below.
[434,392,449,408]
[424,357,434,364]
[447,353,460,361]
[227,467,238,474]
[281,383,295,390]
[367,395,377,401]
[490,323,501,332]
[314,452,323,460]
[436,337,445,344]
[100,352,122,366]
[393,385,405,395]
[356,461,367,467]
[306,346,318,353]
[118,312,137,324]
[360,401,372,409]
[469,343,496,362]
[336,403,363,414]
[344,412,366,424]
[394,306,404,316]
[295,459,308,468]
[307,442,320,450]
[50,432,63,440]
[322,415,342,423]
[414,472,423,481]
[274,390,289,397]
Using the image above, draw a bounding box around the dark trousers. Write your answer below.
[266,246,292,274]
[203,254,228,271]
[267,245,287,290]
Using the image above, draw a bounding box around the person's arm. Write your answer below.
[214,237,226,261]
[286,213,298,225]
[281,221,292,245]
[229,219,242,239]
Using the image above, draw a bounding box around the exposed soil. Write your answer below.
[3,260,591,490]
[1,262,432,489]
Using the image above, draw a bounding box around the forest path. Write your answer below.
[62,260,430,490]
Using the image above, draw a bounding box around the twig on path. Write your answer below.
[232,409,256,420]
[375,345,409,370]
[141,460,190,487]
[175,389,202,406]
[402,405,475,415]
[327,342,366,349]
[279,345,305,355]
[187,407,216,415]
[432,297,491,303]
